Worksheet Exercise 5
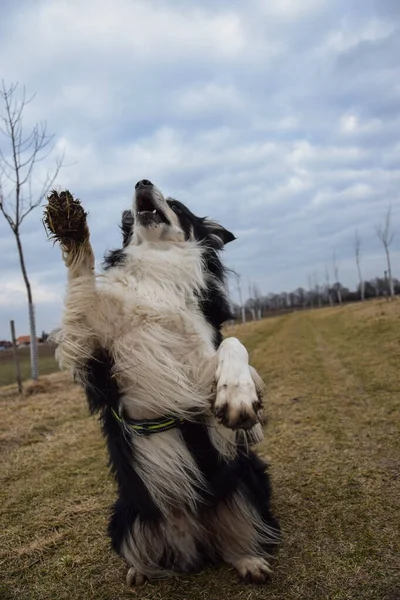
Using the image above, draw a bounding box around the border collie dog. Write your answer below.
[53,180,280,585]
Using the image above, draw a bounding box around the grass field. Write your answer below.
[1,300,399,600]
[0,345,58,387]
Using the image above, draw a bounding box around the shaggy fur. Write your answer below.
[52,180,280,585]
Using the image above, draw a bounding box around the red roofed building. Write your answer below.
[16,336,39,347]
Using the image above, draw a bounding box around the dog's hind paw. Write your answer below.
[233,556,272,585]
[126,567,147,586]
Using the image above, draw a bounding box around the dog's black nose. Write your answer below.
[135,179,153,190]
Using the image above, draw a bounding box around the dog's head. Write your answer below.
[122,179,235,248]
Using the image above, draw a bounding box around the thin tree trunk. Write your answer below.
[385,247,394,298]
[356,264,364,301]
[15,231,39,379]
[10,320,23,393]
[29,303,39,379]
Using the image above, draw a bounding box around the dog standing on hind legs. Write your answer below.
[46,180,280,586]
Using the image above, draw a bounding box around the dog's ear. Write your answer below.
[120,210,134,246]
[204,219,236,246]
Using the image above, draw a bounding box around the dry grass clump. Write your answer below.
[24,379,54,396]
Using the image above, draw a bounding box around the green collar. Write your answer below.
[111,408,184,437]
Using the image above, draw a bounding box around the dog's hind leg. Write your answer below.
[126,567,147,587]
[113,510,203,586]
[207,490,276,584]
[213,337,265,431]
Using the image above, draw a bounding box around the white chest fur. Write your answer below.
[95,242,219,513]
[94,242,217,420]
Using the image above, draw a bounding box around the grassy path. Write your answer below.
[228,302,400,599]
[1,301,399,599]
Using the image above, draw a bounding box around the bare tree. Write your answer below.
[247,280,256,321]
[295,287,306,309]
[376,205,395,299]
[0,82,63,379]
[251,283,262,320]
[307,274,314,308]
[232,272,246,324]
[313,271,322,308]
[354,229,365,301]
[332,251,342,305]
[324,264,333,306]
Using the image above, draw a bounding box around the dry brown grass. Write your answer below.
[0,345,58,387]
[1,300,399,599]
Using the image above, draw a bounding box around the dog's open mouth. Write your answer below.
[136,193,169,226]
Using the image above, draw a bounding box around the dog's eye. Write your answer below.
[171,204,181,214]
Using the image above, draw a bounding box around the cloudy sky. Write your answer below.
[0,0,399,339]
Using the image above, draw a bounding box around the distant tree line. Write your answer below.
[232,276,400,321]
[230,275,399,322]
[232,205,397,322]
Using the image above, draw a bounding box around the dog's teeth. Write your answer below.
[152,209,157,214]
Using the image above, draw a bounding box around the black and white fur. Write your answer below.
[53,179,280,585]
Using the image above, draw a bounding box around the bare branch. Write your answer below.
[0,183,16,231]
[375,204,395,248]
[20,151,65,225]
[0,81,65,230]
[0,147,15,173]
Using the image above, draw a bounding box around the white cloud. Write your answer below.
[289,142,371,169]
[177,83,245,115]
[3,0,247,81]
[0,277,61,308]
[339,113,393,137]
[257,0,327,19]
[311,183,374,207]
[320,18,396,54]
[340,114,358,133]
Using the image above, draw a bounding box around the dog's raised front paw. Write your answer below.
[213,368,262,430]
[213,337,265,431]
